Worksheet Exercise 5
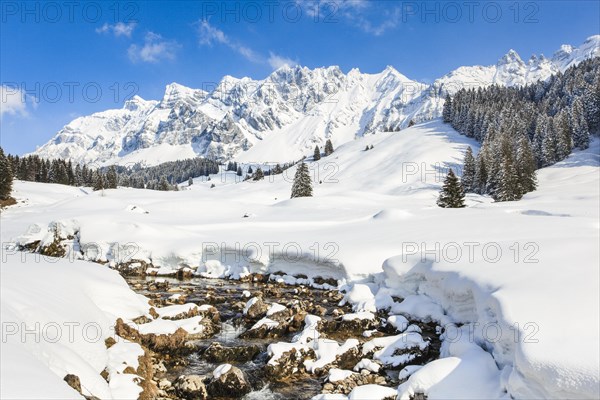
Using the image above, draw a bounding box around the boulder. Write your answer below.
[203,342,261,363]
[244,297,270,320]
[174,375,208,400]
[207,364,251,397]
[63,374,81,393]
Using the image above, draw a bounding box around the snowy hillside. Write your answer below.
[30,36,600,166]
[4,120,599,398]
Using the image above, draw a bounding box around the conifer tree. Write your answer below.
[461,146,476,192]
[290,162,313,198]
[442,95,453,123]
[188,177,194,186]
[496,155,521,202]
[74,164,84,186]
[158,176,170,191]
[0,147,14,200]
[541,119,558,167]
[554,110,573,160]
[474,147,488,194]
[324,139,334,156]
[92,171,105,191]
[437,169,465,208]
[516,136,537,194]
[533,115,547,167]
[253,167,264,181]
[571,98,589,150]
[236,166,243,176]
[106,166,118,189]
[584,76,600,133]
[314,145,321,161]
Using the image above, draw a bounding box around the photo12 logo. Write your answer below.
[197,1,540,24]
[401,241,540,264]
[201,241,340,265]
[1,2,139,23]
[1,81,139,105]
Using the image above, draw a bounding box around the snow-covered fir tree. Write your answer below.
[496,154,521,202]
[516,135,537,195]
[442,95,453,123]
[461,146,476,192]
[106,166,118,189]
[158,176,170,191]
[253,167,264,181]
[92,171,104,191]
[324,139,334,156]
[554,110,573,160]
[314,145,321,161]
[571,98,590,149]
[290,162,313,198]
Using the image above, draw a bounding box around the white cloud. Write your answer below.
[197,20,262,63]
[352,7,401,36]
[96,22,136,38]
[268,53,298,69]
[128,32,179,63]
[0,85,29,118]
[301,0,399,36]
[198,20,229,46]
[197,20,295,69]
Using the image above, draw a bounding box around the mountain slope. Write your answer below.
[31,36,600,166]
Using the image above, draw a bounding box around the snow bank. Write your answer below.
[397,335,505,399]
[0,256,149,399]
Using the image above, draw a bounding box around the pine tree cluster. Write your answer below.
[443,57,599,201]
[114,158,219,190]
[5,153,220,192]
[245,161,299,181]
[7,154,98,187]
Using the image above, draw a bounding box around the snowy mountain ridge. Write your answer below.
[31,35,600,166]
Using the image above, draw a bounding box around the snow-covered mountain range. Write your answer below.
[32,35,600,166]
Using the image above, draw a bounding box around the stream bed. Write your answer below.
[124,274,442,400]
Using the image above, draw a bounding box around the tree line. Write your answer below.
[1,152,221,193]
[0,138,337,200]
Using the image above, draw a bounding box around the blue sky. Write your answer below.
[1,0,599,155]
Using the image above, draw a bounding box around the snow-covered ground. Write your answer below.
[2,120,598,398]
[0,257,150,399]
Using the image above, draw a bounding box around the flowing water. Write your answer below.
[125,275,441,400]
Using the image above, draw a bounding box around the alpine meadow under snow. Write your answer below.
[1,17,599,400]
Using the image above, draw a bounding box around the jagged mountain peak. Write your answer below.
[160,82,207,108]
[123,95,156,112]
[498,49,525,66]
[31,36,599,166]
